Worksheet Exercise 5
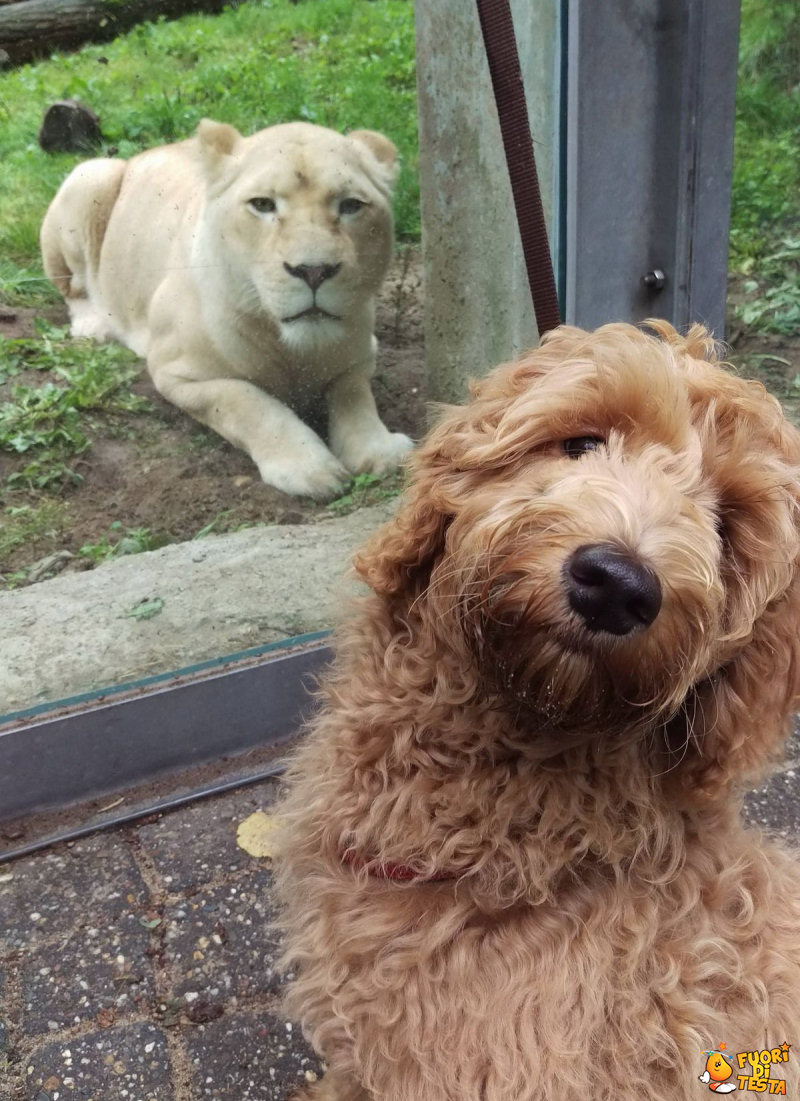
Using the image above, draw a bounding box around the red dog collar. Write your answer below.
[342,848,455,882]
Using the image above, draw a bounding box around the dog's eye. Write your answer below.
[248,197,277,215]
[563,436,604,459]
[339,197,366,216]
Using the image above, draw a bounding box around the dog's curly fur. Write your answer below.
[275,321,800,1101]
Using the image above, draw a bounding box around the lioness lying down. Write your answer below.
[40,120,414,498]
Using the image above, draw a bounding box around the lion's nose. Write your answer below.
[284,262,342,291]
[564,544,662,635]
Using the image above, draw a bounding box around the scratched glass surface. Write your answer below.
[0,0,433,718]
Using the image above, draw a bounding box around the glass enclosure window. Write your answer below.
[0,0,762,725]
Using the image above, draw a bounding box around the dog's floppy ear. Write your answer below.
[673,378,800,795]
[681,575,800,794]
[353,390,498,598]
[353,445,451,599]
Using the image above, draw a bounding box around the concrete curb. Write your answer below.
[0,502,396,715]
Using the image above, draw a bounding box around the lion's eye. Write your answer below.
[563,436,605,459]
[248,197,276,215]
[339,197,366,216]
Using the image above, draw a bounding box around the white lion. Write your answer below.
[40,119,414,498]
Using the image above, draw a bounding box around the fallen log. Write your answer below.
[0,0,229,67]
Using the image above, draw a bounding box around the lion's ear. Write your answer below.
[348,129,399,192]
[196,119,242,171]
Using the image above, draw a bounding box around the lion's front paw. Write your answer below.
[257,449,349,501]
[68,297,116,343]
[338,430,414,476]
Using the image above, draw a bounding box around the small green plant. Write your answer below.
[0,500,69,560]
[78,521,173,562]
[123,595,165,620]
[734,237,800,334]
[0,327,151,491]
[193,511,234,539]
[328,471,403,513]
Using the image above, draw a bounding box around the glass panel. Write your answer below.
[0,0,564,720]
[0,0,429,717]
[2,1,785,727]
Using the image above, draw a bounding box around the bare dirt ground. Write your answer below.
[0,250,426,582]
[1,260,799,586]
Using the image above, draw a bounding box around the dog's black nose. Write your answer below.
[564,544,662,635]
[283,262,341,290]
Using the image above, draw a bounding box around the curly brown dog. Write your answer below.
[275,321,800,1101]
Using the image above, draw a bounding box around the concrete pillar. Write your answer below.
[415,0,559,405]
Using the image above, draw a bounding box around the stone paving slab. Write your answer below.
[0,967,7,1055]
[25,1022,173,1101]
[21,920,154,1036]
[0,832,149,952]
[135,785,277,893]
[0,778,296,1101]
[183,1012,321,1101]
[744,765,800,838]
[1,758,798,1101]
[743,723,800,838]
[164,871,281,1002]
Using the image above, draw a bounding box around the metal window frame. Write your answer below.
[0,636,332,829]
[562,0,740,337]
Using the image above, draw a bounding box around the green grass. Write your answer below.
[0,0,418,308]
[729,0,800,333]
[327,471,404,513]
[0,500,70,562]
[0,261,55,308]
[0,323,151,490]
[78,521,173,562]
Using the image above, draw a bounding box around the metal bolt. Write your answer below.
[643,269,666,290]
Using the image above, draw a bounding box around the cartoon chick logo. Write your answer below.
[699,1046,737,1093]
[700,1042,792,1095]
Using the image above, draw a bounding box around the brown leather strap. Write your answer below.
[475,0,562,336]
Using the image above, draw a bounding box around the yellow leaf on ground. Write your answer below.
[236,810,285,859]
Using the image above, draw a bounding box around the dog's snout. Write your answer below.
[565,544,662,636]
[284,261,342,290]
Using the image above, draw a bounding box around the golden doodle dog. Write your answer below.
[40,120,413,498]
[275,321,800,1101]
